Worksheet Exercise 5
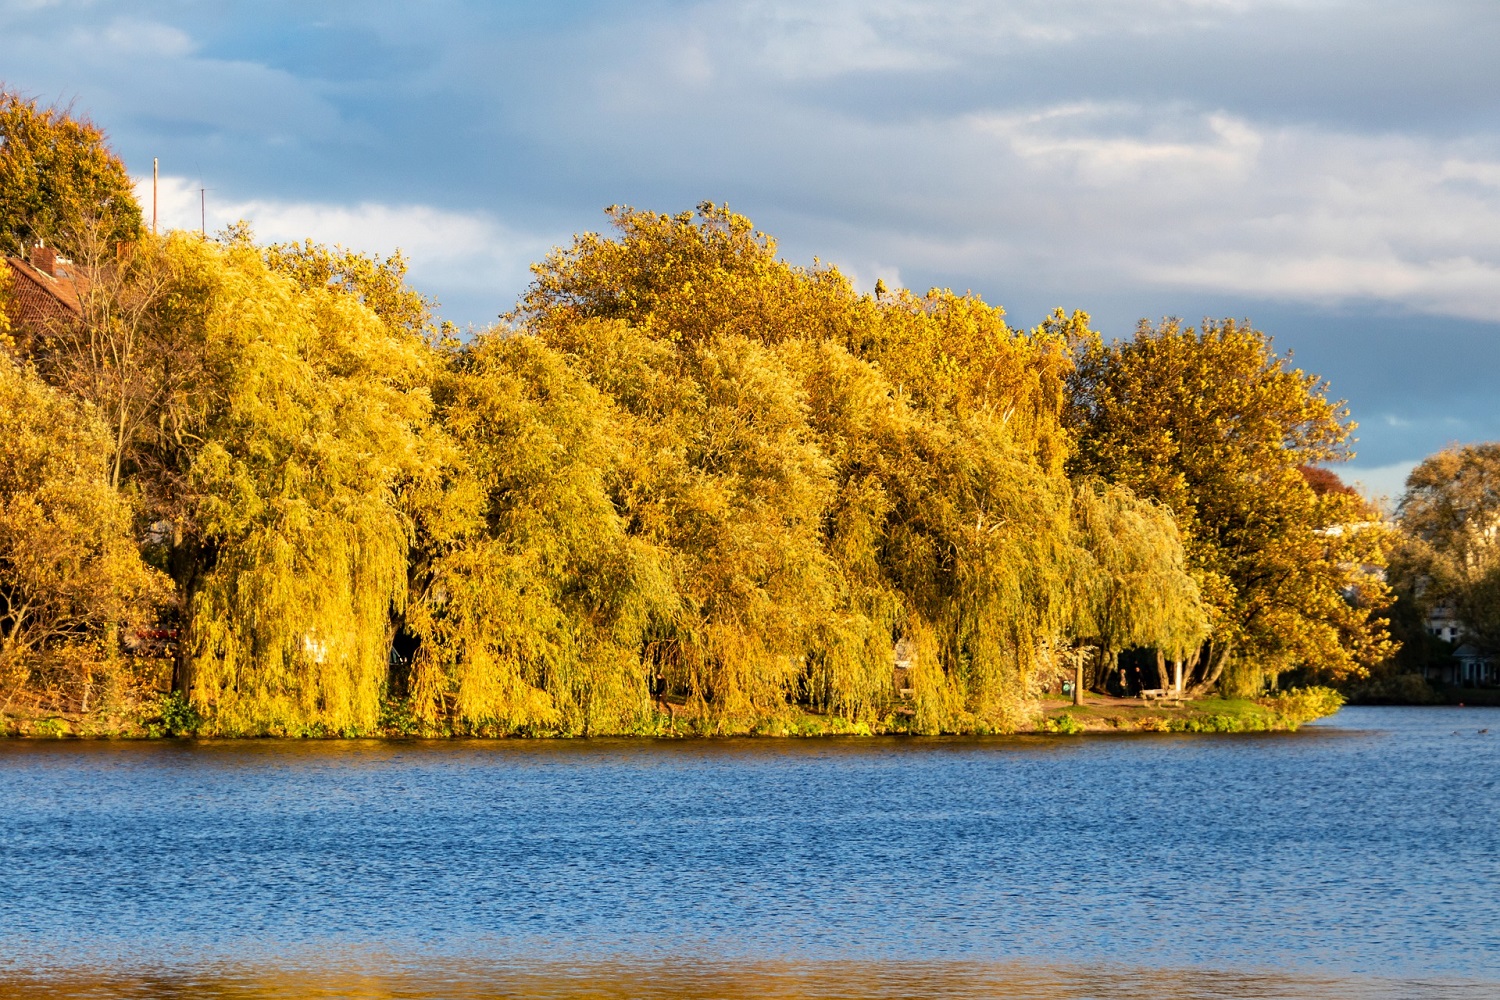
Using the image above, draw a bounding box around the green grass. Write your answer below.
[1036,687,1343,735]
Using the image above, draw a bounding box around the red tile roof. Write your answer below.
[4,254,84,344]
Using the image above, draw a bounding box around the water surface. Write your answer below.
[1,706,1496,998]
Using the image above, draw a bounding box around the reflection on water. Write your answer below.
[2,707,1498,998]
[2,959,1493,1000]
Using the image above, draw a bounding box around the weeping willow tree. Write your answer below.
[403,332,676,733]
[4,198,1222,734]
[127,234,440,734]
[1069,479,1209,700]
[516,204,1096,732]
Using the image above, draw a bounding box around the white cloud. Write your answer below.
[756,103,1500,323]
[1341,460,1417,509]
[727,0,1353,80]
[137,175,561,326]
[87,19,196,58]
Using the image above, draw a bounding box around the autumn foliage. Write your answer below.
[0,102,1393,733]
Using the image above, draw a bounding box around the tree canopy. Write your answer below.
[0,90,142,257]
[1067,318,1392,693]
[0,353,165,702]
[0,163,1384,732]
[1396,444,1500,650]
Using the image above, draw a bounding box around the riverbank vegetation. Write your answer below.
[2,92,1388,736]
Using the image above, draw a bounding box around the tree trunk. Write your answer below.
[1187,640,1230,697]
[1155,650,1170,690]
[168,525,205,700]
[1073,650,1084,706]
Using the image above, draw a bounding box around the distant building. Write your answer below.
[1421,601,1497,687]
[1451,644,1496,687]
[1426,602,1462,645]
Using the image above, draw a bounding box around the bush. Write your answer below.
[1259,685,1344,726]
[148,691,202,737]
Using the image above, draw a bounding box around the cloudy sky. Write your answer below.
[3,0,1497,501]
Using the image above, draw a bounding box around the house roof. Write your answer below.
[4,253,84,332]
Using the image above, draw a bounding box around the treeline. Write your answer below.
[1353,443,1500,701]
[0,92,1389,734]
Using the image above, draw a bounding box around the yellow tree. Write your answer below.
[1067,317,1391,693]
[0,90,142,257]
[1069,479,1208,702]
[404,332,676,733]
[521,204,1096,731]
[118,235,440,733]
[0,353,166,708]
[1397,444,1500,651]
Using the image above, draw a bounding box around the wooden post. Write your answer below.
[1073,651,1084,706]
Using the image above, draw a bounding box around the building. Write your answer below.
[1425,602,1462,645]
[3,243,84,349]
[1451,644,1497,687]
[1421,601,1498,687]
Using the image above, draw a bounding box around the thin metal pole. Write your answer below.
[152,158,158,235]
[201,188,205,237]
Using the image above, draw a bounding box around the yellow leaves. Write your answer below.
[10,199,1338,730]
[1071,479,1208,660]
[0,355,167,675]
[140,236,439,733]
[1397,443,1500,651]
[1068,317,1388,688]
[504,204,1119,731]
[0,91,143,256]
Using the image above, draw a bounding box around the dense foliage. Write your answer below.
[1390,445,1500,653]
[1067,320,1392,695]
[0,90,142,257]
[0,99,1392,733]
[0,353,165,706]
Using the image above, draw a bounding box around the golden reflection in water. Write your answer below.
[1,959,1488,1000]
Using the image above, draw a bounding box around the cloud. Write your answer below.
[10,0,1500,460]
[86,19,196,58]
[138,175,560,327]
[1340,460,1417,509]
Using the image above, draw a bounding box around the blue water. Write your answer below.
[1,706,1497,998]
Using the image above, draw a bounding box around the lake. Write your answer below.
[1,706,1497,999]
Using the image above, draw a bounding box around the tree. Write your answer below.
[32,226,188,490]
[519,204,1108,732]
[1069,479,1208,702]
[1067,317,1392,694]
[1397,444,1500,650]
[0,90,142,257]
[261,235,442,342]
[98,235,442,733]
[404,332,676,733]
[0,353,165,707]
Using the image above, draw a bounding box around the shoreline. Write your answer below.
[0,692,1341,740]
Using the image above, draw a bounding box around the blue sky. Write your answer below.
[4,0,1498,501]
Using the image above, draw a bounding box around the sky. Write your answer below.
[3,0,1497,503]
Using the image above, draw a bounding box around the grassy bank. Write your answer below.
[1,684,1343,739]
[1031,688,1343,734]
